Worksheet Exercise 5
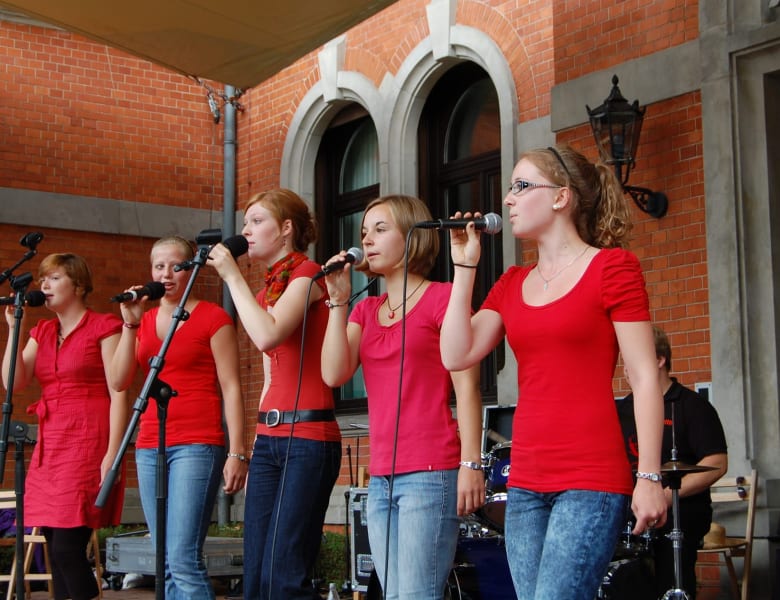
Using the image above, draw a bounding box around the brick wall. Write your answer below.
[1,4,720,592]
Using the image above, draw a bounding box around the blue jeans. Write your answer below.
[504,487,627,600]
[136,444,225,600]
[243,435,341,600]
[367,470,459,600]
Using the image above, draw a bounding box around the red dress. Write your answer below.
[25,310,125,528]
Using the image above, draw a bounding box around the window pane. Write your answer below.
[340,121,379,192]
[445,79,500,162]
[337,208,371,401]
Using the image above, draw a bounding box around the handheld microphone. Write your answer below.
[0,290,47,307]
[110,281,166,303]
[221,235,249,259]
[312,247,364,280]
[414,212,502,235]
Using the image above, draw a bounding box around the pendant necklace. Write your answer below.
[537,245,590,291]
[385,279,426,319]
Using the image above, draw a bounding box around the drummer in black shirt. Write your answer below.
[617,325,728,599]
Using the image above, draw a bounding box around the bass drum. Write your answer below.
[366,569,462,600]
[366,536,517,600]
[595,556,656,600]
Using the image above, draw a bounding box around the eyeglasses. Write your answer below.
[508,179,562,196]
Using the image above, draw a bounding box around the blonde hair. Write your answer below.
[522,145,632,248]
[151,236,195,261]
[356,194,439,278]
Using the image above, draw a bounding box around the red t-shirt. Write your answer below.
[349,282,460,475]
[481,248,649,495]
[256,259,340,442]
[135,301,233,448]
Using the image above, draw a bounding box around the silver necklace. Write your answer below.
[536,245,590,291]
[385,279,425,319]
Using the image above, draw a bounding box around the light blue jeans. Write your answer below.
[504,487,627,600]
[367,470,459,600]
[136,444,225,600]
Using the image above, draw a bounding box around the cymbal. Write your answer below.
[660,460,718,475]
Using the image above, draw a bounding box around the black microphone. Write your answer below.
[176,235,249,272]
[110,281,166,303]
[414,212,502,235]
[20,232,44,249]
[312,247,364,280]
[221,235,249,259]
[0,290,47,307]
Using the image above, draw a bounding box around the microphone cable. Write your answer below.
[266,272,374,594]
[379,229,416,599]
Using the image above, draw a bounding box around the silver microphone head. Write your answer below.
[481,212,503,235]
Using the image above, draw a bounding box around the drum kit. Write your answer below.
[453,435,718,600]
[366,405,716,600]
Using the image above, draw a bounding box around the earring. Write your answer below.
[552,203,561,210]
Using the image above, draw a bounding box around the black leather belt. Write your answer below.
[258,409,336,428]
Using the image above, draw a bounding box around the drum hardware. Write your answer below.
[613,520,653,560]
[658,397,718,600]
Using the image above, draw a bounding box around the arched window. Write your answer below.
[419,62,504,401]
[316,105,379,411]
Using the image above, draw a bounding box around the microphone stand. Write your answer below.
[96,245,210,600]
[0,248,38,286]
[0,273,38,598]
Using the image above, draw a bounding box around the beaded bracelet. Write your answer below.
[325,299,349,309]
[123,322,140,329]
[227,452,248,462]
[453,263,478,269]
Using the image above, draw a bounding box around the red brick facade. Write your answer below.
[1,0,730,593]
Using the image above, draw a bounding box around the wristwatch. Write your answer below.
[635,471,662,483]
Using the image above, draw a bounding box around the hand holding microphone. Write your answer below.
[206,235,250,281]
[414,212,502,234]
[312,247,363,281]
[430,211,496,270]
[110,281,166,303]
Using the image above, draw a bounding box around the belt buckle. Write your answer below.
[265,409,281,428]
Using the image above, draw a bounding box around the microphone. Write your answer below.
[221,235,249,259]
[176,235,249,272]
[414,212,502,235]
[20,232,44,249]
[0,290,47,307]
[312,247,364,280]
[109,281,166,303]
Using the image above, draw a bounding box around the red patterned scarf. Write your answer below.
[263,252,308,307]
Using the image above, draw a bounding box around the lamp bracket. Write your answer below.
[624,185,668,219]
